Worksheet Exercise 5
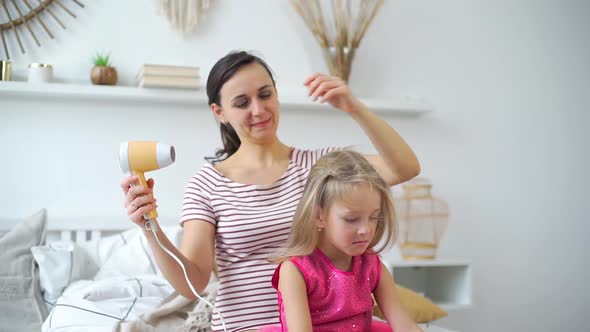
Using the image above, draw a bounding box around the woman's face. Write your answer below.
[214,63,279,145]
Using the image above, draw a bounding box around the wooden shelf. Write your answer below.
[0,81,433,116]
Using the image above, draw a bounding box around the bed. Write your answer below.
[0,210,188,332]
[0,210,458,332]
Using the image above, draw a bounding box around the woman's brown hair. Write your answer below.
[205,50,276,164]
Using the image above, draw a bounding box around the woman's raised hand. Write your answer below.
[121,176,158,227]
[304,73,361,114]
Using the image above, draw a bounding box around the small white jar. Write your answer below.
[28,63,53,83]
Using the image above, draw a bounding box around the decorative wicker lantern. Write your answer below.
[395,178,449,260]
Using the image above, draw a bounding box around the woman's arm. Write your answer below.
[304,74,421,186]
[278,261,313,332]
[374,262,423,332]
[122,175,215,299]
[144,220,216,300]
[350,102,421,186]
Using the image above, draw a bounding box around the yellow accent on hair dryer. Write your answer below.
[119,141,175,220]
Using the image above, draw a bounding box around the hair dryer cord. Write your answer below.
[144,219,227,332]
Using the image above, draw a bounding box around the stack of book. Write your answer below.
[136,64,201,89]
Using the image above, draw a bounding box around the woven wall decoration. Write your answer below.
[0,0,85,60]
[157,0,210,34]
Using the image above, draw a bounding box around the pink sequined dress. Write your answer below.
[260,248,393,332]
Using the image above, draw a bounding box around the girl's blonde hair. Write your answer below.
[270,150,397,263]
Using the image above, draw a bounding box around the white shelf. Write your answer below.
[438,303,472,311]
[389,259,473,311]
[391,259,471,268]
[0,81,433,116]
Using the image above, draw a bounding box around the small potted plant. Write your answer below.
[91,52,118,85]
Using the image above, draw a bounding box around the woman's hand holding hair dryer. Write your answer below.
[121,175,158,226]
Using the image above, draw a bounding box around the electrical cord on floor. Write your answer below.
[145,219,227,332]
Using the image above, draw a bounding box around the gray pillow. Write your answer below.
[0,209,48,332]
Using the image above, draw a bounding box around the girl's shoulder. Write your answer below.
[273,253,320,279]
[287,249,330,275]
[360,251,383,290]
[362,250,382,266]
[272,258,310,291]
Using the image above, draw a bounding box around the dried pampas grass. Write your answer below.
[291,0,383,82]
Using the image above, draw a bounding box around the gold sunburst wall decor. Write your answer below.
[0,0,85,60]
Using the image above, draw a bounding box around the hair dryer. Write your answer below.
[119,141,175,220]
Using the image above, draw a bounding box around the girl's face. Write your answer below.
[317,183,381,266]
[213,63,280,145]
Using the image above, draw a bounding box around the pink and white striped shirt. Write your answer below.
[181,147,338,331]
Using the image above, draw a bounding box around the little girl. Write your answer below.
[262,150,422,332]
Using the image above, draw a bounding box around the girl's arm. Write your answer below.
[278,261,313,332]
[374,262,423,332]
[305,74,421,186]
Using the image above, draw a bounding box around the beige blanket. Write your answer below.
[113,280,458,332]
[113,280,219,332]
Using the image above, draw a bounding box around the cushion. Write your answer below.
[93,228,157,279]
[373,285,448,323]
[92,225,183,280]
[31,240,99,306]
[77,228,134,268]
[0,209,49,331]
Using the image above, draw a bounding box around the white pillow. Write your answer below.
[32,228,141,306]
[78,228,137,268]
[31,241,98,305]
[93,225,183,280]
[0,209,48,331]
[77,275,173,301]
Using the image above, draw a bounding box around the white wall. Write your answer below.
[1,1,588,331]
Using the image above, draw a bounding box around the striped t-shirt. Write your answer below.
[181,147,338,331]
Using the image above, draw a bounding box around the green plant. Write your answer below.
[93,52,111,67]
